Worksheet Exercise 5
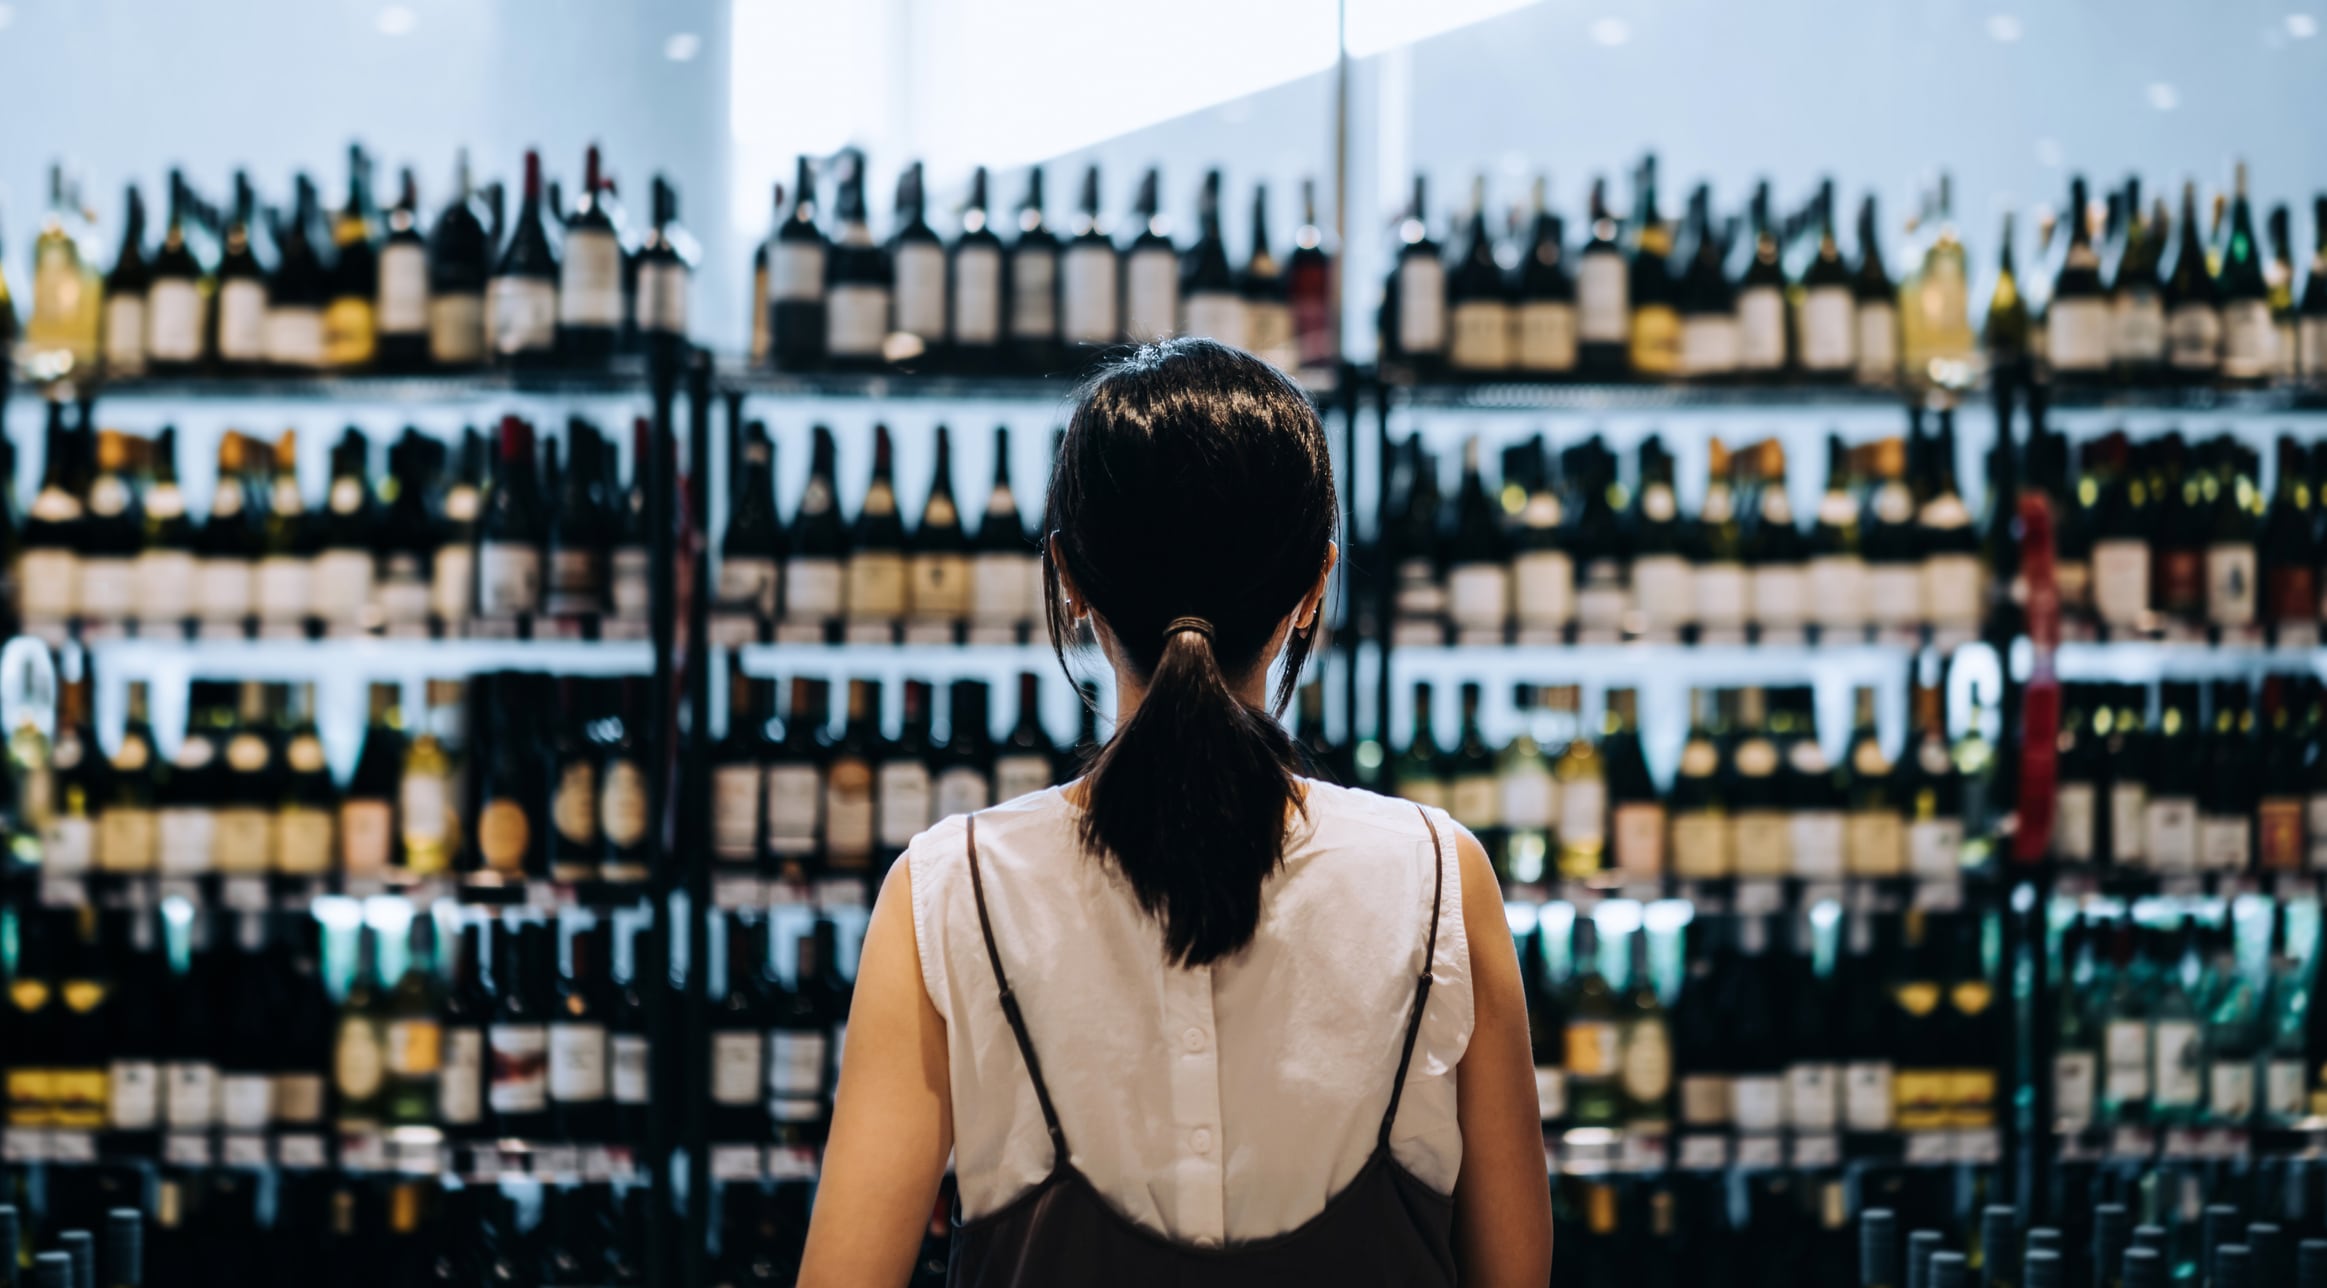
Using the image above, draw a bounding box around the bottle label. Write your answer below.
[1736,286,1786,369]
[2198,815,2250,871]
[613,1034,650,1104]
[1845,810,1905,876]
[1669,810,1730,878]
[275,807,333,875]
[487,277,557,355]
[549,1023,608,1102]
[1922,554,1982,627]
[718,556,779,617]
[265,307,326,368]
[549,761,597,848]
[2310,794,2327,870]
[1563,1020,1620,1078]
[398,771,451,861]
[255,554,312,625]
[769,1031,831,1098]
[1692,562,1748,628]
[552,228,622,326]
[211,807,272,873]
[1499,768,1554,831]
[386,1019,443,1077]
[1576,256,1627,343]
[1854,301,1898,382]
[949,244,1003,344]
[2260,797,2303,872]
[935,766,992,820]
[488,1024,550,1113]
[764,763,822,857]
[1535,1066,1567,1123]
[712,764,760,860]
[1124,248,1178,342]
[825,769,876,865]
[2205,543,2258,626]
[2152,1020,2202,1106]
[1907,818,1964,878]
[1511,550,1574,628]
[439,1030,483,1124]
[2048,298,2113,371]
[324,297,378,368]
[2113,290,2166,363]
[1396,258,1447,354]
[609,546,652,619]
[313,548,375,625]
[2167,303,2221,370]
[337,799,394,875]
[1060,245,1118,343]
[1680,1074,1730,1126]
[771,241,825,301]
[2052,782,2096,862]
[18,548,79,620]
[1253,298,1301,369]
[908,552,972,622]
[1732,810,1789,876]
[1008,246,1060,339]
[1798,286,1853,371]
[1450,774,1499,831]
[1631,554,1693,631]
[2302,317,2327,377]
[1749,564,1806,630]
[1678,314,1740,375]
[1785,1063,1840,1131]
[1395,778,1449,812]
[632,260,688,336]
[2266,1058,2305,1119]
[136,549,198,625]
[477,798,531,872]
[104,294,148,373]
[1731,1074,1785,1133]
[79,557,137,623]
[2111,783,2149,865]
[374,242,430,334]
[427,293,486,364]
[2221,300,2274,379]
[108,1060,160,1130]
[2054,1051,2097,1130]
[824,283,889,357]
[1446,563,1509,631]
[165,1062,220,1128]
[144,279,206,361]
[1618,1020,1672,1102]
[203,280,263,363]
[1844,1060,1894,1131]
[1183,292,1251,351]
[2144,796,2198,872]
[477,542,541,617]
[711,1031,763,1105]
[2091,539,2150,626]
[971,552,1032,626]
[1514,301,1576,372]
[1868,565,1922,628]
[2210,1060,2255,1121]
[41,814,94,874]
[785,556,845,621]
[878,761,934,847]
[1787,811,1844,879]
[152,803,213,874]
[1447,300,1513,371]
[97,806,158,873]
[581,759,639,852]
[845,552,908,620]
[194,557,256,624]
[892,242,948,338]
[997,754,1053,804]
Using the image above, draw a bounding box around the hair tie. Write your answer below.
[1164,616,1215,643]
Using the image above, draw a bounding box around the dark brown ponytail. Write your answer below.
[1043,339,1337,967]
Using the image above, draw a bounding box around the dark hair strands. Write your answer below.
[1043,338,1338,968]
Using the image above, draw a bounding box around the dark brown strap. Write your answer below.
[964,813,1070,1165]
[1379,806,1449,1151]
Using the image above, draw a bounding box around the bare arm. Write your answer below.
[1451,827,1556,1287]
[798,860,954,1288]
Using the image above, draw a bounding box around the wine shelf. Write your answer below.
[0,1125,647,1184]
[83,635,655,680]
[1387,378,2327,414]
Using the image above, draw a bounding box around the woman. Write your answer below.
[800,339,1552,1286]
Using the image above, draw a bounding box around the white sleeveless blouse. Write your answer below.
[907,781,1472,1246]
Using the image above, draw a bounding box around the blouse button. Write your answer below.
[1190,1127,1214,1154]
[1182,1027,1207,1053]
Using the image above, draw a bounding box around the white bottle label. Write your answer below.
[1500,768,1554,831]
[2221,300,2274,379]
[765,763,822,857]
[2144,797,2198,872]
[612,1035,650,1104]
[2168,304,2221,369]
[1845,810,1905,876]
[220,1073,273,1130]
[42,815,94,874]
[2048,298,2113,371]
[711,1031,762,1105]
[1124,248,1178,341]
[1749,564,1806,631]
[1558,780,1607,850]
[1798,286,1853,371]
[2114,291,2166,364]
[1631,554,1693,631]
[2199,816,2250,871]
[1679,314,1740,375]
[1396,258,1447,354]
[108,1061,160,1130]
[1731,1074,1786,1132]
[1446,563,1509,631]
[785,557,845,620]
[771,242,825,300]
[971,552,1032,626]
[1923,554,1981,626]
[1733,810,1790,876]
[996,755,1053,804]
[2111,783,2148,865]
[1535,1066,1567,1122]
[1736,286,1785,369]
[893,242,948,339]
[637,261,690,336]
[1808,555,1867,629]
[1786,1063,1840,1131]
[1844,1061,1894,1131]
[313,548,375,625]
[1907,818,1964,877]
[2210,1060,2255,1120]
[104,295,148,373]
[2301,317,2327,379]
[825,283,890,357]
[768,1031,830,1098]
[1612,802,1665,877]
[1248,299,1296,369]
[1692,562,1748,629]
[265,307,325,367]
[1790,811,1845,880]
[1448,300,1513,371]
[428,293,486,364]
[1577,256,1627,343]
[712,764,760,860]
[1855,301,1897,382]
[79,557,137,623]
[1060,245,1117,343]
[476,543,541,617]
[165,1062,219,1128]
[136,549,198,626]
[2091,539,2150,626]
[439,1030,484,1124]
[951,244,1003,344]
[548,1023,608,1102]
[878,762,933,847]
[487,277,557,354]
[1449,775,1499,831]
[217,279,269,361]
[487,1025,550,1112]
[378,243,430,333]
[148,280,207,361]
[1512,550,1574,628]
[2152,1020,2202,1106]
[2052,783,2096,861]
[1515,301,1577,371]
[718,556,780,617]
[2054,1051,2097,1130]
[1183,292,1250,350]
[157,806,215,875]
[2266,1058,2305,1119]
[558,229,624,327]
[1868,564,1922,628]
[2205,543,2257,626]
[935,767,992,819]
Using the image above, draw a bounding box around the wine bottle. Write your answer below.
[1729,687,1789,877]
[967,426,1035,644]
[2300,196,2327,386]
[555,144,623,364]
[1617,924,1672,1129]
[606,419,653,630]
[488,920,553,1138]
[2218,163,2274,383]
[310,429,377,636]
[332,924,389,1132]
[24,163,101,379]
[879,679,937,861]
[207,682,273,875]
[330,682,399,879]
[1179,168,1246,349]
[2144,683,2201,873]
[147,173,212,373]
[546,679,601,883]
[265,174,330,372]
[1919,411,1981,638]
[219,914,279,1135]
[15,403,82,633]
[133,426,196,637]
[769,928,835,1127]
[824,679,880,874]
[1288,177,1336,372]
[428,427,484,636]
[1444,438,1509,643]
[1842,686,1905,876]
[436,920,489,1136]
[1596,688,1660,879]
[100,184,150,379]
[1007,165,1063,372]
[1241,181,1297,370]
[324,145,382,370]
[1061,164,1120,351]
[427,150,491,368]
[996,673,1056,803]
[2267,202,2299,383]
[250,429,314,640]
[782,425,847,640]
[1562,914,1621,1127]
[1490,687,1548,884]
[1692,439,1748,642]
[907,425,970,641]
[949,166,1004,371]
[1382,173,1449,375]
[1521,925,1568,1132]
[1574,176,1629,374]
[1444,681,1498,845]
[715,421,781,643]
[1626,157,1682,378]
[1671,913,1729,1138]
[550,918,611,1140]
[1983,209,2031,379]
[488,150,560,365]
[1798,181,1855,378]
[76,429,143,635]
[2044,176,2110,378]
[1628,436,1692,639]
[888,160,947,364]
[1668,688,1730,879]
[1676,184,1739,380]
[1513,177,1577,377]
[625,174,693,348]
[711,915,770,1141]
[369,167,430,369]
[476,416,544,629]
[712,662,766,869]
[2163,182,2221,380]
[1735,181,1788,376]
[844,425,907,642]
[769,155,828,370]
[1854,194,1900,385]
[766,677,829,879]
[1446,175,1512,375]
[96,679,158,873]
[275,682,336,877]
[1542,686,1601,878]
[823,150,891,370]
[1123,166,1179,343]
[1745,441,1808,643]
[2197,680,2255,874]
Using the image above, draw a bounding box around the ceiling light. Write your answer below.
[1589,17,1630,46]
[1986,14,2023,42]
[2288,12,2319,37]
[665,31,701,62]
[2146,82,2179,111]
[376,4,416,36]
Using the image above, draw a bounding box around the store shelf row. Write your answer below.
[0,1125,645,1183]
[1547,1125,2003,1176]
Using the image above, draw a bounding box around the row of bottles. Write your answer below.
[711,422,1044,647]
[0,903,652,1152]
[1860,1195,2327,1288]
[751,154,1335,377]
[706,912,853,1148]
[12,663,656,888]
[1385,157,2327,390]
[7,410,655,643]
[1394,673,1993,886]
[1389,415,1989,647]
[6,144,694,386]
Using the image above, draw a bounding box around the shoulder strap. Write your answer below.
[964,813,1071,1166]
[1379,805,1449,1150]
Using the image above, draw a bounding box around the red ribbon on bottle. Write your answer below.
[2013,491,2060,865]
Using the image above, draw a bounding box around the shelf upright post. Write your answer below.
[1334,363,1363,761]
[641,338,682,1287]
[679,348,718,1286]
[1370,371,1397,786]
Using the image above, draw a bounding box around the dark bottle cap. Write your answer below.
[2213,1244,2250,1288]
[1930,1251,1968,1288]
[106,1208,143,1288]
[2130,1225,2168,1255]
[2123,1246,2164,1288]
[2092,1205,2131,1273]
[1907,1230,1946,1288]
[0,1205,19,1267]
[2300,1239,2327,1288]
[2203,1205,2243,1265]
[1979,1207,2019,1285]
[1862,1209,1899,1287]
[59,1230,93,1288]
[2245,1224,2285,1287]
[2024,1227,2061,1263]
[34,1252,73,1288]
[2022,1248,2062,1288]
